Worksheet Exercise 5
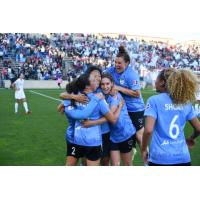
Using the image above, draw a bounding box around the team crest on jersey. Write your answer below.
[133,80,138,85]
[120,79,125,85]
[67,106,74,110]
[145,103,151,110]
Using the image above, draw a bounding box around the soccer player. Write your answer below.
[57,76,63,89]
[86,66,111,165]
[142,68,200,166]
[58,79,103,166]
[105,46,145,151]
[60,66,112,166]
[73,73,124,166]
[60,73,123,166]
[12,73,31,114]
[82,74,136,166]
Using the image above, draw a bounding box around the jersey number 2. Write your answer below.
[169,115,180,139]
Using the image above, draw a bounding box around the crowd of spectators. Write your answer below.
[0,33,200,82]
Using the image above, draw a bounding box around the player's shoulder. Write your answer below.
[147,93,162,102]
[125,66,138,77]
[104,66,115,74]
[148,93,170,104]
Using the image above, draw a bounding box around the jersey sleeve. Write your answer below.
[126,70,141,91]
[65,96,100,119]
[99,99,110,115]
[186,105,197,120]
[144,97,157,119]
[63,100,71,107]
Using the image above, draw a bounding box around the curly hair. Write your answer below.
[165,69,199,105]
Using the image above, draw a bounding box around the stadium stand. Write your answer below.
[0,33,200,86]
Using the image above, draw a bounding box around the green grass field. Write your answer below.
[0,88,200,166]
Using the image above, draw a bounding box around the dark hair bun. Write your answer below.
[118,46,126,54]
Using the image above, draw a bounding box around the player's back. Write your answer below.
[74,92,109,146]
[145,92,196,164]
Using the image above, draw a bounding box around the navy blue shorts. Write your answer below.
[128,110,144,131]
[110,135,136,153]
[66,141,102,161]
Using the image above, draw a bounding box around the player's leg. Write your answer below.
[119,135,134,166]
[128,111,145,151]
[101,156,110,166]
[22,98,30,114]
[110,140,121,166]
[120,152,132,166]
[110,151,121,166]
[66,156,78,166]
[15,99,20,113]
[66,142,80,166]
[135,127,144,150]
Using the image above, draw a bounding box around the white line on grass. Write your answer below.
[141,90,157,94]
[30,90,62,102]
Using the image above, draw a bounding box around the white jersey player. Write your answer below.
[12,73,31,114]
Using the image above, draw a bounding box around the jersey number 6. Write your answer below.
[169,115,180,139]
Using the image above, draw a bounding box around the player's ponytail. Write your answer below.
[167,69,199,105]
[116,45,130,64]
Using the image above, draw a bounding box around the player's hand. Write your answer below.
[57,103,64,114]
[186,138,195,149]
[75,94,89,104]
[119,97,124,108]
[81,120,94,128]
[110,85,118,96]
[141,150,148,165]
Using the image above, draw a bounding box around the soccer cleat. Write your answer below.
[26,111,32,114]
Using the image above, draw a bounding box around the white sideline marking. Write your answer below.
[30,90,62,102]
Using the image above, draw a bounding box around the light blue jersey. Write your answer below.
[74,92,110,146]
[101,121,110,134]
[65,95,100,120]
[64,95,100,143]
[107,93,136,143]
[63,100,75,143]
[105,65,145,112]
[94,88,110,134]
[144,93,196,165]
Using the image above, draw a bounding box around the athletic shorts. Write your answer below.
[67,141,84,158]
[66,141,102,161]
[110,135,136,153]
[15,90,26,99]
[102,132,110,158]
[148,162,191,166]
[128,110,145,131]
